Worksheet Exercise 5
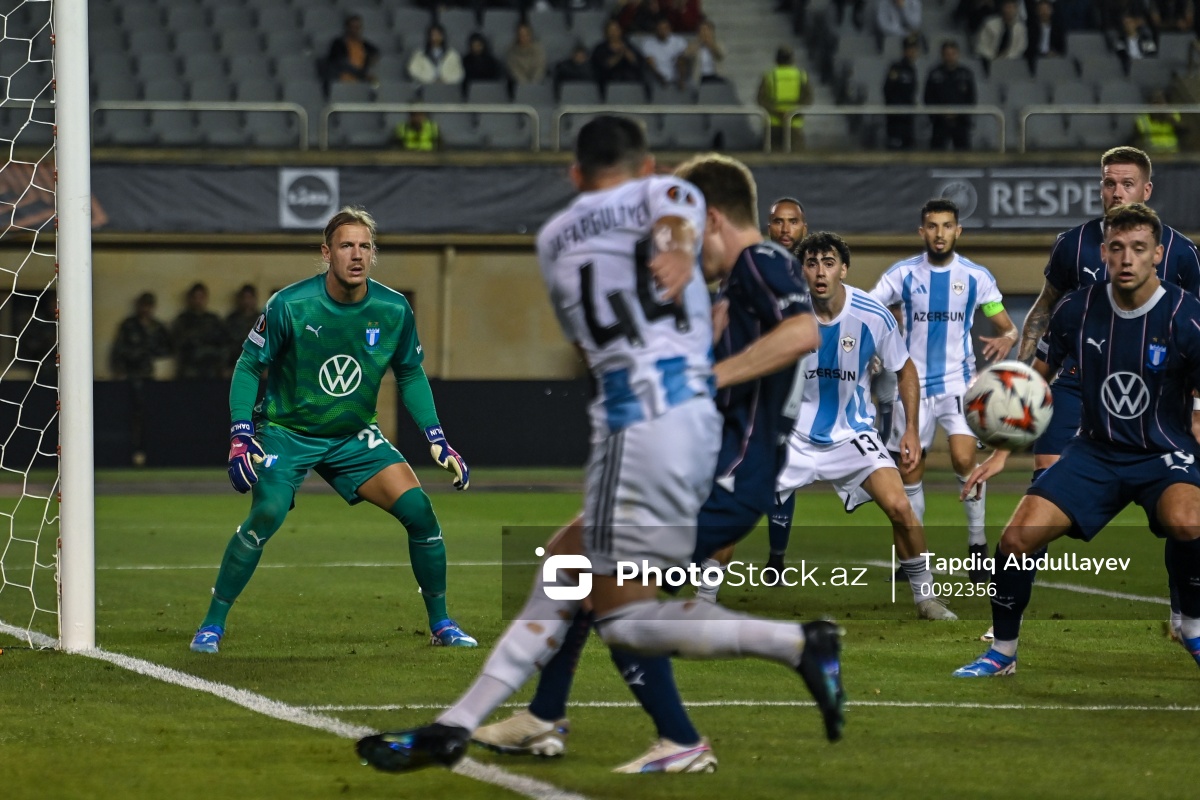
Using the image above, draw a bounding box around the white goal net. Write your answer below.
[0,0,93,650]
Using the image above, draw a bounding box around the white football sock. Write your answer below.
[991,637,1018,658]
[1180,615,1200,640]
[900,555,934,603]
[437,571,579,732]
[904,481,925,526]
[695,558,723,602]
[959,473,987,546]
[595,599,805,667]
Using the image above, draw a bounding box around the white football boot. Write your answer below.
[471,710,568,757]
[915,598,958,620]
[612,738,718,774]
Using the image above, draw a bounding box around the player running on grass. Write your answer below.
[355,121,845,775]
[1014,146,1200,642]
[869,199,1018,582]
[955,203,1200,677]
[189,206,476,654]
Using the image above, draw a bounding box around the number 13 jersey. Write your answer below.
[537,175,714,440]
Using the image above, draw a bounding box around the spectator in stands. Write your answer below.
[112,291,172,467]
[323,14,380,87]
[638,17,689,87]
[884,34,922,149]
[408,24,465,86]
[875,0,923,46]
[663,0,704,32]
[1055,0,1102,30]
[592,19,646,88]
[171,282,227,381]
[835,0,868,30]
[682,18,726,84]
[1136,87,1183,151]
[955,0,997,34]
[396,110,440,150]
[617,0,665,34]
[112,292,171,382]
[553,43,597,95]
[1026,0,1067,68]
[977,0,1028,66]
[224,284,260,371]
[1111,12,1160,70]
[1149,0,1194,32]
[757,45,813,148]
[462,32,507,93]
[506,22,547,86]
[925,39,976,150]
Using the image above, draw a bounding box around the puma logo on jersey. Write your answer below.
[1086,337,1105,353]
[306,324,322,337]
[1083,266,1101,281]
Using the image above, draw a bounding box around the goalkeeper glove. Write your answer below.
[228,420,265,494]
[426,425,469,490]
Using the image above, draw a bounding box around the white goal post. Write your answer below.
[56,0,96,652]
[0,0,94,651]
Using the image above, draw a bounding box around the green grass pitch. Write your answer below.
[1,468,1196,800]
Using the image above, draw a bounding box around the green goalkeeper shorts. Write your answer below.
[256,423,408,505]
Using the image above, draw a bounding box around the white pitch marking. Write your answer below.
[97,561,509,571]
[0,620,589,800]
[309,699,1200,713]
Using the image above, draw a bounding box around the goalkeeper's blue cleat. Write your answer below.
[953,648,1016,677]
[357,723,470,772]
[1181,635,1200,669]
[430,619,478,648]
[189,624,224,654]
[796,620,846,743]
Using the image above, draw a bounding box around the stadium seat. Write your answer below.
[328,82,374,104]
[514,82,554,108]
[181,53,227,83]
[276,54,322,84]
[94,109,154,146]
[1127,59,1175,90]
[1033,56,1079,87]
[219,30,265,56]
[88,27,127,57]
[1076,53,1126,83]
[422,82,465,103]
[650,84,697,105]
[257,5,300,34]
[1051,81,1096,106]
[988,57,1033,83]
[1025,113,1076,151]
[480,113,535,150]
[142,77,187,101]
[559,82,601,106]
[437,9,479,51]
[197,110,250,147]
[606,82,649,105]
[482,8,522,46]
[697,81,739,105]
[212,6,258,32]
[174,30,219,57]
[660,113,716,150]
[117,1,162,30]
[126,28,172,56]
[189,78,233,102]
[374,56,409,83]
[1158,32,1194,64]
[93,73,141,102]
[237,79,281,102]
[244,111,302,148]
[467,80,509,104]
[527,9,569,47]
[280,77,325,141]
[152,110,205,147]
[265,30,311,60]
[164,5,209,33]
[1098,81,1144,105]
[568,9,608,38]
[711,115,764,151]
[1066,31,1110,62]
[376,81,420,104]
[435,112,489,149]
[228,54,275,84]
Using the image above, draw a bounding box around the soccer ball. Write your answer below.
[963,360,1053,449]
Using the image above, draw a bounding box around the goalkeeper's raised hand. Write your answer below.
[228,420,265,493]
[425,425,469,490]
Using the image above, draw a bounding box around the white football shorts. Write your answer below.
[890,393,976,452]
[582,396,721,575]
[776,428,895,512]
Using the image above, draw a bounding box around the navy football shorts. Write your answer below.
[1028,436,1200,539]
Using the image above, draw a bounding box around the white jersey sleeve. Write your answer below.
[536,175,713,440]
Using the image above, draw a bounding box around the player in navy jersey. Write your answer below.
[1014,146,1200,642]
[357,134,845,775]
[871,199,1019,580]
[955,203,1200,677]
[469,155,835,772]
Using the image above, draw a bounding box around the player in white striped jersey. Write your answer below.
[777,232,956,620]
[869,199,1018,578]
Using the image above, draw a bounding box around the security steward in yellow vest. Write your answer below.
[397,111,440,151]
[1136,91,1181,154]
[757,45,813,149]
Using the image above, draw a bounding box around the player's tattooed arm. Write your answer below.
[648,215,698,303]
[1018,281,1063,363]
[713,313,818,389]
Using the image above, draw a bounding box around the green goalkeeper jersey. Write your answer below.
[241,274,425,437]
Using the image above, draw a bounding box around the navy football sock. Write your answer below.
[768,493,796,555]
[1165,537,1200,620]
[991,542,1044,644]
[609,649,701,746]
[528,608,592,722]
[1166,541,1182,616]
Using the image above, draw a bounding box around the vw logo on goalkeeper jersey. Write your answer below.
[319,354,362,396]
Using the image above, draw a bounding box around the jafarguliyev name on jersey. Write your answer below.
[537,175,713,440]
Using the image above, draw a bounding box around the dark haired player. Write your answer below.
[956,203,1200,676]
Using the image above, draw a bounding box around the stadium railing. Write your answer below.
[1018,103,1200,153]
[552,105,773,152]
[320,103,541,152]
[90,101,310,150]
[784,105,1007,153]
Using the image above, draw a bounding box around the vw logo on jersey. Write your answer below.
[840,335,856,352]
[952,280,965,295]
[1147,341,1168,371]
[1100,371,1150,419]
[319,354,363,396]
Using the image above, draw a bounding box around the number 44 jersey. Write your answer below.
[537,175,714,440]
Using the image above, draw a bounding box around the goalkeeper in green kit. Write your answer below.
[190,207,477,653]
